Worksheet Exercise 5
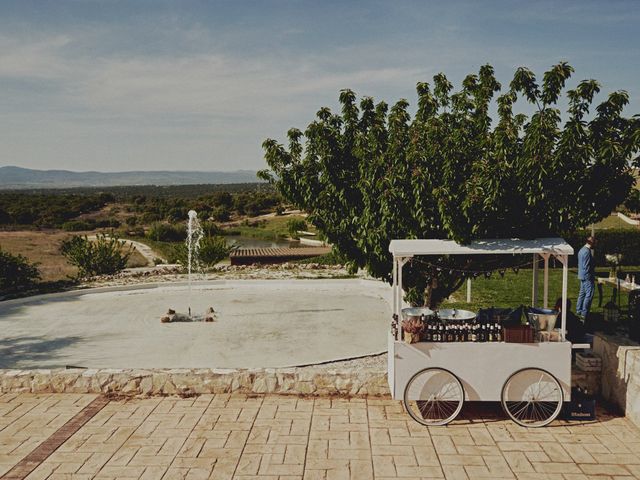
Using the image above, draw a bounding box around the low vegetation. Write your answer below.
[0,248,41,296]
[60,233,133,278]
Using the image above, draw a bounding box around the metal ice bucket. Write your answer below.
[437,308,476,322]
[527,308,558,332]
[401,307,434,322]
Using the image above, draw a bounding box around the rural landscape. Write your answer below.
[2,1,640,480]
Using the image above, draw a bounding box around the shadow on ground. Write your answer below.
[0,335,83,369]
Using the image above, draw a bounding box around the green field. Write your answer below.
[224,214,313,240]
[443,266,632,319]
[592,214,638,230]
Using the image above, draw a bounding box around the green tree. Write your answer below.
[0,248,41,296]
[287,218,308,238]
[60,233,132,278]
[261,63,640,307]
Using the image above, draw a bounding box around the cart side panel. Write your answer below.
[393,341,571,402]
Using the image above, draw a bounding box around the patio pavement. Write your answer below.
[1,394,639,480]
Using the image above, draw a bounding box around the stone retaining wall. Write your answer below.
[593,333,640,428]
[0,365,599,400]
[0,367,389,397]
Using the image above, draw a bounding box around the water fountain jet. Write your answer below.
[161,210,215,323]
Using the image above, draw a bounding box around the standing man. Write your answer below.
[577,236,597,319]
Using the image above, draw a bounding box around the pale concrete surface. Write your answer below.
[0,280,390,369]
[1,393,639,480]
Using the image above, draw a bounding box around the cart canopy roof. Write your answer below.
[388,237,573,257]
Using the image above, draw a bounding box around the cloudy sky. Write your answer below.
[1,0,638,172]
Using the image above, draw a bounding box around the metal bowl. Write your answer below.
[437,308,476,322]
[401,307,434,322]
[527,309,558,332]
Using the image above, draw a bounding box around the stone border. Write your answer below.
[0,367,390,397]
[0,364,599,400]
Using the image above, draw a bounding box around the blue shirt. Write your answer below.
[577,245,595,281]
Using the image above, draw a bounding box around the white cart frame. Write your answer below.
[388,238,574,405]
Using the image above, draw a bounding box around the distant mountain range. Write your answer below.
[0,166,263,189]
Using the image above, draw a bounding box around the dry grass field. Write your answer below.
[0,230,148,282]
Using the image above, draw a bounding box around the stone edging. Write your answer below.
[0,367,390,397]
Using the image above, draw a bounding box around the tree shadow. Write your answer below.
[0,292,85,317]
[0,335,83,369]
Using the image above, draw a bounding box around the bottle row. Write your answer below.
[422,320,502,342]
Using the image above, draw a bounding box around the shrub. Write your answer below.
[168,236,235,269]
[60,233,132,278]
[211,206,231,222]
[62,220,94,231]
[146,222,186,242]
[199,236,236,267]
[287,218,308,238]
[201,221,222,237]
[0,249,41,295]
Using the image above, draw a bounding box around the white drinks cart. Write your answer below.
[389,238,576,427]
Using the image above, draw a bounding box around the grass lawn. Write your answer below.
[443,266,633,319]
[223,214,314,240]
[0,230,148,282]
[592,214,638,230]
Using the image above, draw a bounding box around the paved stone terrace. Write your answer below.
[1,394,639,480]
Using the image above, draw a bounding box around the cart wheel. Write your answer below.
[403,367,464,426]
[501,368,563,427]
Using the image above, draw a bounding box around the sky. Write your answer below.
[1,0,639,172]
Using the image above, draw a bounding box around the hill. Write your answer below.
[0,166,262,189]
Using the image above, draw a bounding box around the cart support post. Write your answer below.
[532,254,539,306]
[543,254,550,308]
[392,257,397,320]
[560,254,568,342]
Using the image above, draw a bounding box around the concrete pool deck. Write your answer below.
[0,279,391,370]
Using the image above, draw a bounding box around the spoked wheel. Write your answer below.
[403,367,464,426]
[501,368,563,427]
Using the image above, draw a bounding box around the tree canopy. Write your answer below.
[260,63,640,306]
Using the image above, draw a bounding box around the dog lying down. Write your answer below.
[161,307,216,323]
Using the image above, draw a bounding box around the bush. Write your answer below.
[199,236,236,267]
[0,249,41,295]
[201,221,222,237]
[287,218,308,238]
[146,222,186,242]
[168,236,235,269]
[62,220,94,231]
[60,233,132,278]
[211,206,231,222]
[565,229,640,266]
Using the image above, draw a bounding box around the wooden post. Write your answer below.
[467,278,471,303]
